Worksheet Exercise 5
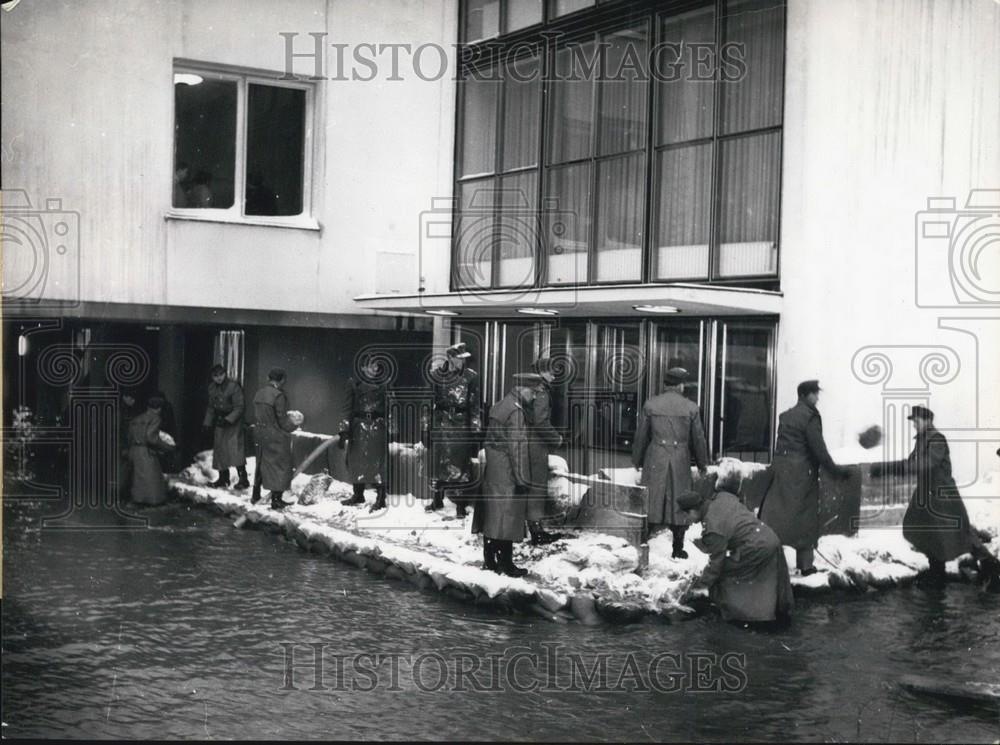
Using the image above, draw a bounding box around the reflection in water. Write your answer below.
[3,503,998,741]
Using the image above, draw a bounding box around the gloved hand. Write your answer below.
[337,436,347,450]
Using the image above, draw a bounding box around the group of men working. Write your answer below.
[128,344,998,620]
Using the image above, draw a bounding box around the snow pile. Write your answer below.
[171,453,1000,622]
[180,450,217,484]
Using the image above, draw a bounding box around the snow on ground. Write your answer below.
[172,451,1000,620]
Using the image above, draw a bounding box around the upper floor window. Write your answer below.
[454,0,785,290]
[172,65,313,222]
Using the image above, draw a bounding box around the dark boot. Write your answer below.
[235,467,250,490]
[211,469,231,488]
[482,538,499,572]
[671,525,689,559]
[369,485,387,512]
[341,483,366,507]
[497,540,528,578]
[529,521,562,546]
[425,486,445,512]
[270,492,286,510]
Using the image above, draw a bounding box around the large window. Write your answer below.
[454,0,785,289]
[172,66,312,221]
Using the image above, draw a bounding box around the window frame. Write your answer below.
[452,0,786,290]
[168,61,318,231]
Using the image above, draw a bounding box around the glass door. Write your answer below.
[713,320,775,463]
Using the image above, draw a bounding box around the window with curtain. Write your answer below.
[545,26,648,284]
[455,0,785,290]
[455,54,542,290]
[213,330,245,385]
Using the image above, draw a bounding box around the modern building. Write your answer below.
[3,0,998,488]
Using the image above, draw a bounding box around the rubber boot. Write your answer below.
[529,521,564,546]
[671,525,689,559]
[923,557,947,585]
[453,492,468,519]
[234,466,250,490]
[425,486,445,512]
[497,540,528,578]
[211,469,230,488]
[369,485,387,512]
[341,482,366,507]
[482,538,499,572]
[797,547,817,576]
[270,491,286,510]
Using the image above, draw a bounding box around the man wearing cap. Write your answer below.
[522,359,564,544]
[760,380,850,576]
[632,367,710,558]
[426,342,481,516]
[203,364,249,490]
[872,406,1000,585]
[473,377,537,577]
[338,355,389,512]
[252,368,301,510]
[678,461,793,624]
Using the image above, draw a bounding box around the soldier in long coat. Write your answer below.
[474,378,537,577]
[524,360,564,544]
[872,406,999,583]
[128,396,174,505]
[632,367,710,558]
[679,464,793,623]
[203,365,248,489]
[338,357,389,512]
[252,368,300,510]
[426,342,481,516]
[759,380,850,576]
[118,389,140,500]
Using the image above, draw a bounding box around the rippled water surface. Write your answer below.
[3,502,999,741]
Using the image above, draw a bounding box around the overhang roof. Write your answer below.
[354,282,782,318]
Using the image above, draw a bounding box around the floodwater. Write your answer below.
[3,501,998,742]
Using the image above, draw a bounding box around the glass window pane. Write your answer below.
[657,7,715,145]
[465,0,499,42]
[460,70,500,176]
[502,55,540,170]
[245,84,306,216]
[717,323,773,463]
[599,26,648,156]
[547,43,595,164]
[718,132,780,277]
[592,323,641,464]
[544,163,591,284]
[653,322,704,409]
[454,179,496,288]
[595,153,643,282]
[655,144,710,280]
[720,0,784,134]
[173,74,236,209]
[553,0,594,17]
[497,172,538,287]
[506,0,543,31]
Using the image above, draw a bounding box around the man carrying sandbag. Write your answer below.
[251,368,303,510]
[760,380,850,577]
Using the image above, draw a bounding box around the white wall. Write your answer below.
[781,0,1000,486]
[1,0,457,315]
